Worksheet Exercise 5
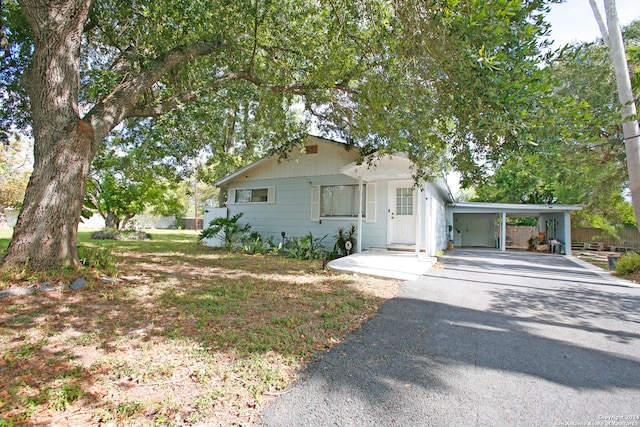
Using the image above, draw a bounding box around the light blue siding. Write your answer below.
[422,182,449,256]
[215,137,455,253]
[226,175,389,251]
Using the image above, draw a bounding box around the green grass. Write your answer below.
[0,229,397,426]
[0,228,11,254]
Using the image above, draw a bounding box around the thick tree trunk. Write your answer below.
[4,125,94,268]
[2,0,95,269]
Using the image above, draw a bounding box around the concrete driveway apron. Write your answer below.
[256,249,640,426]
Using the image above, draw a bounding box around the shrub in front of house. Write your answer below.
[242,232,282,255]
[199,213,250,251]
[614,251,640,275]
[90,229,151,241]
[334,224,357,257]
[286,232,326,260]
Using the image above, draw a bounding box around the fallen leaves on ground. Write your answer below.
[0,232,398,426]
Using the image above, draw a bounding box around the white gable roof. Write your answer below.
[339,154,413,182]
[216,136,359,187]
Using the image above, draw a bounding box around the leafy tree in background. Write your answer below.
[86,125,190,230]
[1,0,557,269]
[590,0,640,229]
[473,19,640,232]
[0,133,31,221]
[474,155,559,205]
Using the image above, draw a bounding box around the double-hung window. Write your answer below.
[321,185,363,217]
[311,183,376,222]
[229,187,275,204]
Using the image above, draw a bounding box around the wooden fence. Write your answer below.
[505,225,538,248]
[571,227,640,251]
[506,226,640,251]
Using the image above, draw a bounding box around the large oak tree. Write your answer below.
[1,0,555,269]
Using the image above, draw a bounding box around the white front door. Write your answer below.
[388,182,416,245]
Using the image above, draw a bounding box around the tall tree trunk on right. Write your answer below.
[592,0,640,229]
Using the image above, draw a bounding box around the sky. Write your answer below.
[545,0,640,49]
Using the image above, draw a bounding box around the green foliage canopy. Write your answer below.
[86,130,188,229]
[2,0,560,182]
[473,19,640,231]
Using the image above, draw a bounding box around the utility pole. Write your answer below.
[590,0,640,230]
[194,162,199,230]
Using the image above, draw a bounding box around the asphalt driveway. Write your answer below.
[256,250,640,426]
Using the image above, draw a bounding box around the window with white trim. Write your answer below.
[311,183,375,222]
[395,187,413,215]
[320,184,365,218]
[229,187,275,204]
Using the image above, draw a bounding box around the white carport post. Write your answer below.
[415,186,423,257]
[564,211,572,256]
[357,176,363,253]
[500,211,506,252]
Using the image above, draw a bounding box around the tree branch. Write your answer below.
[85,39,226,147]
[234,72,357,94]
[82,0,99,33]
[109,46,139,74]
[125,90,200,118]
[125,70,358,120]
[88,34,359,149]
[589,0,610,46]
[249,0,260,73]
[124,72,249,118]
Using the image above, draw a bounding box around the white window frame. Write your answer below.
[311,183,375,221]
[228,187,275,204]
[366,182,376,223]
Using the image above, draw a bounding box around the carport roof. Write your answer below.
[448,202,582,216]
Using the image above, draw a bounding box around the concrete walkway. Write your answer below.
[257,249,640,426]
[327,250,437,281]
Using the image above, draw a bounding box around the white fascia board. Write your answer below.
[448,202,582,214]
[215,157,272,187]
[340,153,412,181]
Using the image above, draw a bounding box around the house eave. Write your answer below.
[340,154,413,182]
[448,202,582,215]
[216,135,358,187]
[215,157,272,187]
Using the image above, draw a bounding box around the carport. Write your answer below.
[447,202,582,256]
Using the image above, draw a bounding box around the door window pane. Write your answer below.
[396,188,413,215]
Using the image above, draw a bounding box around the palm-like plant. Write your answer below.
[199,213,251,251]
[334,224,357,256]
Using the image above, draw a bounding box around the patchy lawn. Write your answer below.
[572,250,640,284]
[0,230,398,426]
[573,250,612,271]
